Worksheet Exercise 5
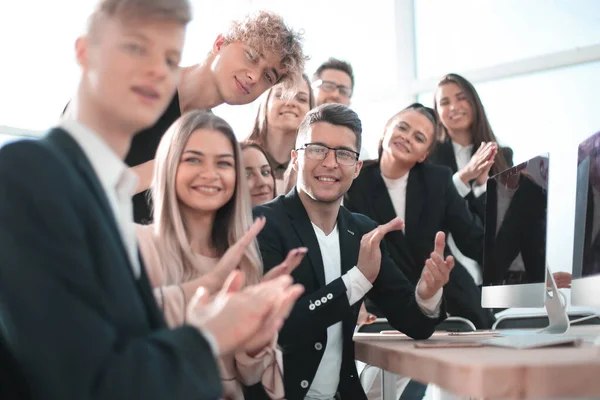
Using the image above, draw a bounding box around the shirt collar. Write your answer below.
[59,119,138,196]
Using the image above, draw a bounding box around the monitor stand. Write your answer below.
[487,268,574,348]
[540,266,570,334]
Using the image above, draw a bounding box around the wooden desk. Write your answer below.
[354,326,600,399]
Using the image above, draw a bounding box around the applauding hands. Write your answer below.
[417,232,454,300]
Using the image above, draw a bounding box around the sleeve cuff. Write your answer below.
[452,172,472,197]
[472,182,487,198]
[415,283,443,318]
[342,267,373,306]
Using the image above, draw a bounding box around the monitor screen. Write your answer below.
[482,154,549,287]
[572,131,600,279]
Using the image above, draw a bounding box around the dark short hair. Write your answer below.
[312,57,355,90]
[297,103,362,151]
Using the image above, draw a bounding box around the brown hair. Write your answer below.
[247,73,315,148]
[377,103,440,160]
[434,73,509,174]
[87,0,192,37]
[313,57,355,91]
[222,10,307,88]
[240,140,277,198]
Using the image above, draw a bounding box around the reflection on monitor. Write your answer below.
[572,131,600,308]
[482,154,549,308]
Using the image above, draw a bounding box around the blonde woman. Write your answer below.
[136,110,306,399]
[247,73,315,194]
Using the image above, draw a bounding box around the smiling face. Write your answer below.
[266,78,311,133]
[175,128,236,217]
[77,16,185,133]
[210,37,286,106]
[435,82,474,136]
[381,109,436,166]
[242,146,275,206]
[293,121,362,204]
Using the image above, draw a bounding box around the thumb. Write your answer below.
[434,231,446,255]
[221,270,245,295]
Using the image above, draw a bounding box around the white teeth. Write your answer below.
[196,187,219,193]
[317,177,336,182]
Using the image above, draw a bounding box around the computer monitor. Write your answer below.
[481,154,550,308]
[571,131,600,308]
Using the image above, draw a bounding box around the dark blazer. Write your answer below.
[427,138,514,219]
[0,129,222,399]
[252,189,443,400]
[345,162,494,329]
[345,162,484,283]
[483,175,547,285]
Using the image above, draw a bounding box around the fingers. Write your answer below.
[214,217,267,279]
[433,231,446,256]
[261,248,308,282]
[362,217,405,247]
[189,286,210,309]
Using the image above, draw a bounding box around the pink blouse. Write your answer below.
[136,224,285,400]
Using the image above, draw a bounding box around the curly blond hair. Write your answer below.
[222,10,307,88]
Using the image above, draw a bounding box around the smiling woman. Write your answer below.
[247,73,315,193]
[135,110,285,399]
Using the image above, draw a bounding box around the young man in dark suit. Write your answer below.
[253,104,454,399]
[0,1,302,398]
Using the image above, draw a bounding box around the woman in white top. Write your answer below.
[247,74,315,194]
[428,73,514,286]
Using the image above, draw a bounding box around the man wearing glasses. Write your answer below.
[252,104,454,400]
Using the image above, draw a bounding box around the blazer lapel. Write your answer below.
[366,165,418,270]
[337,209,361,276]
[440,139,459,173]
[405,165,425,240]
[284,189,326,287]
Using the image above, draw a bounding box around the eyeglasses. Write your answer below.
[296,143,359,166]
[312,79,353,98]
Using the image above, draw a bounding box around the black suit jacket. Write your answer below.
[427,139,514,219]
[483,175,547,285]
[253,189,443,400]
[0,129,221,399]
[345,162,484,284]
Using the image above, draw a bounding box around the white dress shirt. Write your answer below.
[381,172,409,232]
[60,119,141,277]
[448,141,485,285]
[305,222,442,400]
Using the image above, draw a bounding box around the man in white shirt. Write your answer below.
[0,1,302,398]
[254,104,454,399]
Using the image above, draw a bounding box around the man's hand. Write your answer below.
[357,217,405,283]
[551,272,572,289]
[417,232,454,300]
[186,271,304,356]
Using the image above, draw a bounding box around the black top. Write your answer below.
[126,93,181,224]
[427,138,514,220]
[0,128,221,399]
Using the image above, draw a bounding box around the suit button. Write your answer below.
[315,300,321,306]
[315,342,323,351]
[309,304,316,311]
[321,297,327,303]
[300,380,309,388]
[327,293,333,300]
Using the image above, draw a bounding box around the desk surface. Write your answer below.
[354,325,600,399]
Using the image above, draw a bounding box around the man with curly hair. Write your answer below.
[126,10,307,223]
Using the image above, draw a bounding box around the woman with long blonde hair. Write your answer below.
[136,110,306,399]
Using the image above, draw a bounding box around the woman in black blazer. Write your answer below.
[427,73,514,291]
[345,103,494,328]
